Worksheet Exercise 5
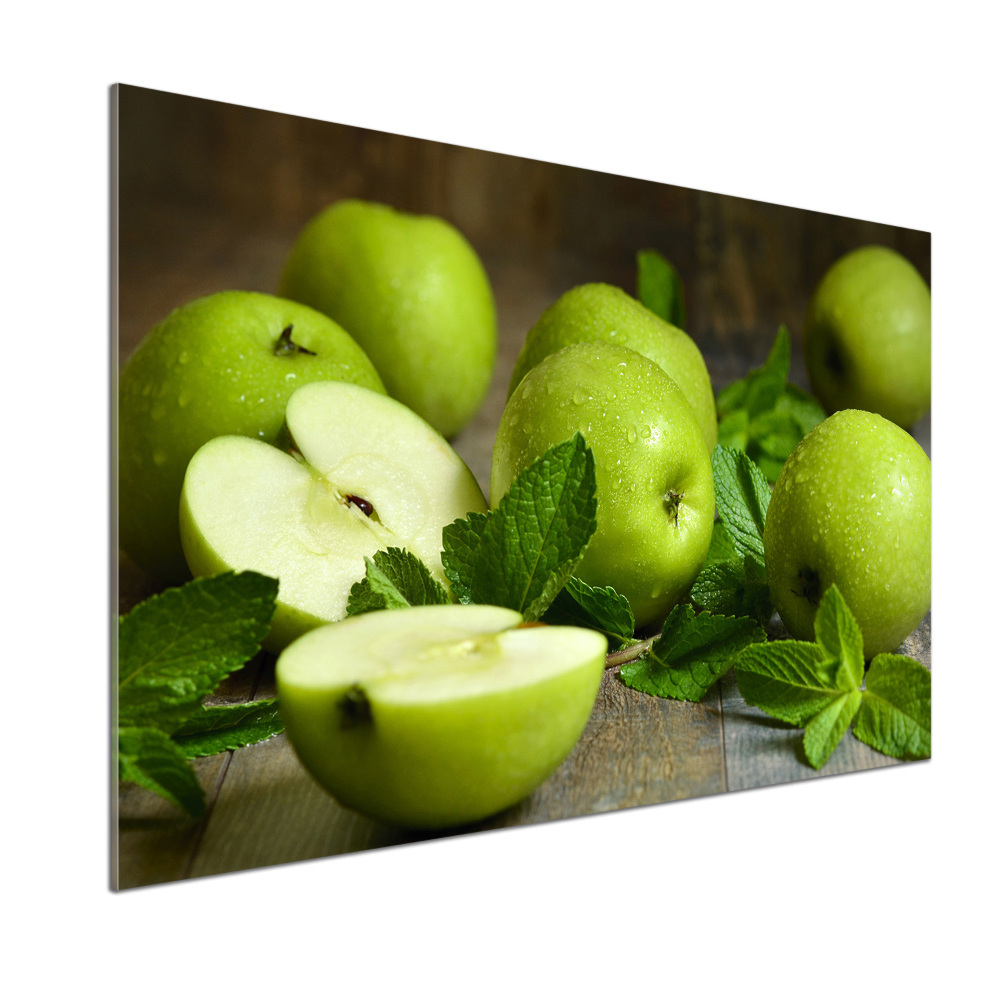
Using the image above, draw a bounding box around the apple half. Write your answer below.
[179,381,488,650]
[275,604,607,829]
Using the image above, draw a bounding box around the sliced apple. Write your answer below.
[179,381,487,650]
[276,604,607,829]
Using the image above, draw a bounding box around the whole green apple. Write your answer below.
[119,291,385,583]
[491,341,715,627]
[278,199,497,438]
[804,245,931,428]
[508,282,717,453]
[764,409,930,658]
[180,381,488,651]
[276,603,607,829]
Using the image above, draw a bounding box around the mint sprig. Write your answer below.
[618,604,765,702]
[346,547,451,616]
[636,248,687,328]
[715,326,825,481]
[117,571,281,816]
[690,447,773,624]
[442,433,598,621]
[853,654,931,760]
[542,576,635,650]
[733,586,931,768]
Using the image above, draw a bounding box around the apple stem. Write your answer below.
[274,325,317,356]
[605,636,655,669]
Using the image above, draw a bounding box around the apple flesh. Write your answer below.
[492,341,715,627]
[119,290,385,583]
[507,282,717,453]
[278,199,497,438]
[804,245,931,428]
[276,604,607,829]
[179,381,487,651]
[764,409,931,658]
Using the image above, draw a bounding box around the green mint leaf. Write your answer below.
[803,690,863,769]
[717,408,750,452]
[172,699,284,758]
[690,549,772,625]
[543,576,635,649]
[747,410,803,464]
[734,640,843,725]
[636,248,686,328]
[716,326,790,421]
[853,654,931,760]
[705,520,739,566]
[711,446,770,564]
[118,571,278,734]
[346,547,451,616]
[441,510,490,604]
[743,325,791,416]
[118,726,206,816]
[450,434,598,621]
[775,383,826,437]
[813,584,864,690]
[620,605,765,702]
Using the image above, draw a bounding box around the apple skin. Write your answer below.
[278,199,497,438]
[179,381,488,651]
[119,291,385,583]
[508,282,717,453]
[276,604,607,829]
[764,409,930,658]
[491,341,715,627]
[804,245,931,428]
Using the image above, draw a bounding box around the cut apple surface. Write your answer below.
[179,382,487,650]
[276,604,607,829]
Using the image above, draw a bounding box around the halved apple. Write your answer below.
[276,604,607,829]
[179,382,487,650]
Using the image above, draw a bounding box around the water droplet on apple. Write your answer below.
[627,427,637,444]
[640,425,651,439]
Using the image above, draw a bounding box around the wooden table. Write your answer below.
[114,198,930,889]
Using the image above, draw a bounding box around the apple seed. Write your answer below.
[346,494,375,517]
[337,684,372,729]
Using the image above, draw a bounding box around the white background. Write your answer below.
[5,2,995,994]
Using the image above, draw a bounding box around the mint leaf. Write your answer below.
[441,510,490,604]
[803,690,863,769]
[690,550,772,625]
[813,584,864,690]
[715,327,826,482]
[775,383,826,437]
[445,434,598,621]
[543,577,635,649]
[711,446,770,564]
[853,654,931,760]
[619,605,765,702]
[118,571,278,734]
[172,699,284,758]
[636,248,686,328]
[717,408,750,452]
[734,640,842,725]
[705,520,739,566]
[118,726,206,817]
[346,547,450,616]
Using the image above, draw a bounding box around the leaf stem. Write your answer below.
[605,636,655,669]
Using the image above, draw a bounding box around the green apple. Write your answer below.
[276,603,606,828]
[507,282,717,454]
[491,341,715,627]
[179,381,487,651]
[119,290,385,583]
[278,199,497,438]
[804,245,931,428]
[764,409,930,658]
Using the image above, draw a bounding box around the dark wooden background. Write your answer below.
[114,83,931,889]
